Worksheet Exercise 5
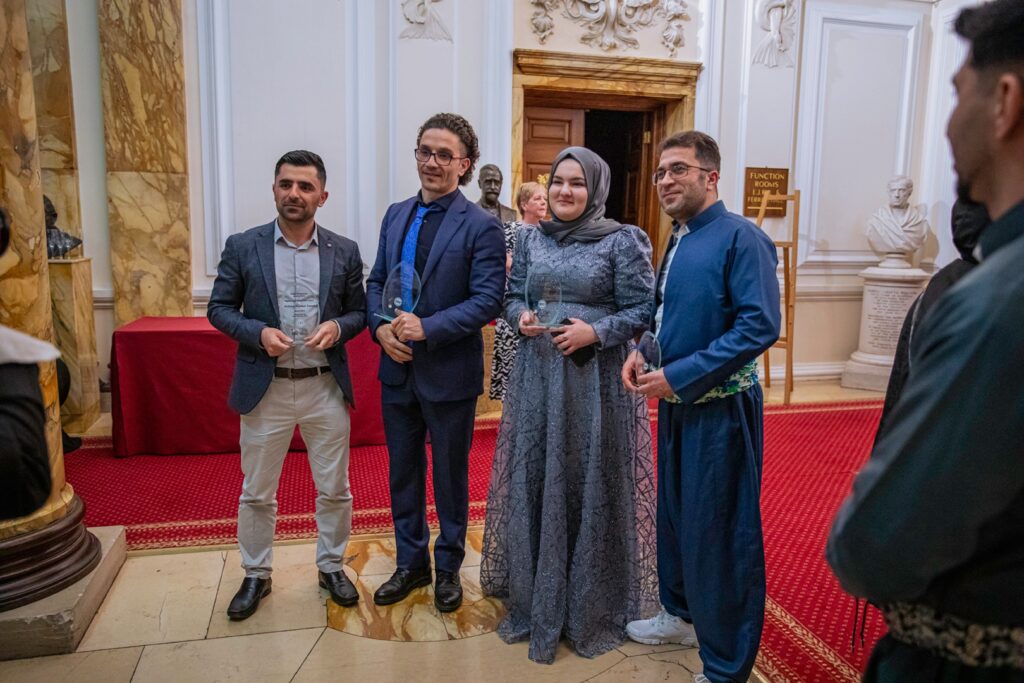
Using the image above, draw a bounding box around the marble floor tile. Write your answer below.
[327,571,448,642]
[344,537,398,577]
[0,647,142,683]
[77,550,225,651]
[588,647,704,681]
[293,628,625,683]
[207,544,329,638]
[131,628,323,683]
[438,564,505,639]
[614,639,697,657]
[464,526,484,567]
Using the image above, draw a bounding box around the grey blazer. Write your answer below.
[207,221,366,414]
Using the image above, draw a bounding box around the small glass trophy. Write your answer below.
[524,264,564,328]
[635,331,662,376]
[376,263,422,321]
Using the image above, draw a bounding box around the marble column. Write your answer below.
[49,257,100,432]
[26,0,82,248]
[0,0,100,611]
[98,0,192,326]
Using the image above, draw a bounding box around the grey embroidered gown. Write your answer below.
[480,224,659,664]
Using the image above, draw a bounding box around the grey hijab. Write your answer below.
[539,146,623,243]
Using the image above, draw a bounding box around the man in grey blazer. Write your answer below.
[208,150,366,620]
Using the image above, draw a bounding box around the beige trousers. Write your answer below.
[238,372,351,578]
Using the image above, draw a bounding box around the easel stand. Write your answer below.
[755,191,801,405]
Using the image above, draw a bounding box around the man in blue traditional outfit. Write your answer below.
[623,131,780,683]
[827,2,1024,680]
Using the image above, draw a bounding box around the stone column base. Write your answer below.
[0,526,125,660]
[842,350,895,392]
[0,496,101,611]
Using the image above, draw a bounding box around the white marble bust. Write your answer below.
[866,176,930,261]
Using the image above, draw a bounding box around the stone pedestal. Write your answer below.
[49,257,99,433]
[0,526,125,660]
[842,263,930,391]
[0,0,101,624]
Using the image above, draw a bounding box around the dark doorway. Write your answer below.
[585,110,647,227]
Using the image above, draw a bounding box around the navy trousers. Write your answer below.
[657,386,766,683]
[382,372,477,574]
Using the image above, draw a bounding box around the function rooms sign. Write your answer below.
[743,167,790,218]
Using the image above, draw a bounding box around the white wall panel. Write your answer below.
[794,0,929,274]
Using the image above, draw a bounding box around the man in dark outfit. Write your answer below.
[827,2,1024,680]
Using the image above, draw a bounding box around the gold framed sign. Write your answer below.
[743,167,790,218]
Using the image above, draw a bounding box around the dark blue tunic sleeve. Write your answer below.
[663,221,781,404]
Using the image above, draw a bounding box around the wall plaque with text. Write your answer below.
[743,167,790,218]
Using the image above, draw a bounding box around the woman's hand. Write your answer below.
[551,318,598,355]
[519,310,547,337]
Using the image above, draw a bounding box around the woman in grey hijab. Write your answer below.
[481,147,659,663]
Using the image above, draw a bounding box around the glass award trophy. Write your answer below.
[635,330,662,376]
[524,264,564,328]
[376,262,422,321]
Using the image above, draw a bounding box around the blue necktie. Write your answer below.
[400,204,431,311]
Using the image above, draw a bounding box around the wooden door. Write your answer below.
[523,106,584,186]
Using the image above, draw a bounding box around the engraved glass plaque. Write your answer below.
[524,264,564,328]
[635,331,662,376]
[376,262,422,321]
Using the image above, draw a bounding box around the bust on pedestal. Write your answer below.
[842,176,932,391]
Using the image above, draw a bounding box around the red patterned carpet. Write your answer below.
[67,401,885,681]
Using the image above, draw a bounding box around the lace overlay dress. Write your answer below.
[480,224,659,663]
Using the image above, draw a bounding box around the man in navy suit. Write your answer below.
[208,150,366,620]
[366,113,505,612]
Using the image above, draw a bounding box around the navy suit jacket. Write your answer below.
[366,190,505,402]
[207,221,367,414]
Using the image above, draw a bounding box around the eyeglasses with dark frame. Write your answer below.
[652,161,715,185]
[414,147,466,167]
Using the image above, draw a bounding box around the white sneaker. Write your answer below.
[693,674,709,683]
[625,608,698,646]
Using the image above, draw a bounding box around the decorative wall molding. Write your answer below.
[196,0,236,277]
[94,288,211,310]
[514,49,700,90]
[529,0,691,57]
[918,2,971,268]
[793,1,927,276]
[767,361,848,382]
[694,0,725,137]
[399,0,452,42]
[752,0,798,68]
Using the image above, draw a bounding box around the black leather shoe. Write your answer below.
[319,570,358,607]
[373,566,432,606]
[227,577,271,620]
[434,570,462,612]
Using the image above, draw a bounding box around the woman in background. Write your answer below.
[488,181,548,401]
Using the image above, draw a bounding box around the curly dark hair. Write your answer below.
[416,113,480,186]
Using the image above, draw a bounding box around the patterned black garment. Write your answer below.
[489,220,525,401]
[481,224,659,664]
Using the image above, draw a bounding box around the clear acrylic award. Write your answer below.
[524,264,564,328]
[376,262,422,321]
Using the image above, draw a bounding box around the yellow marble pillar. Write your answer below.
[49,257,100,432]
[98,0,191,326]
[0,0,71,538]
[26,0,82,249]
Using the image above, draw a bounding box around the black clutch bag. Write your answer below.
[560,319,596,367]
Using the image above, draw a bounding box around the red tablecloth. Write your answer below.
[111,317,385,456]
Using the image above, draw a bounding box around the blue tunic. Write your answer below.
[654,200,780,683]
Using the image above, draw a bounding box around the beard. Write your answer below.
[956,177,973,204]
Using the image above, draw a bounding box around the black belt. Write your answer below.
[273,366,331,380]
